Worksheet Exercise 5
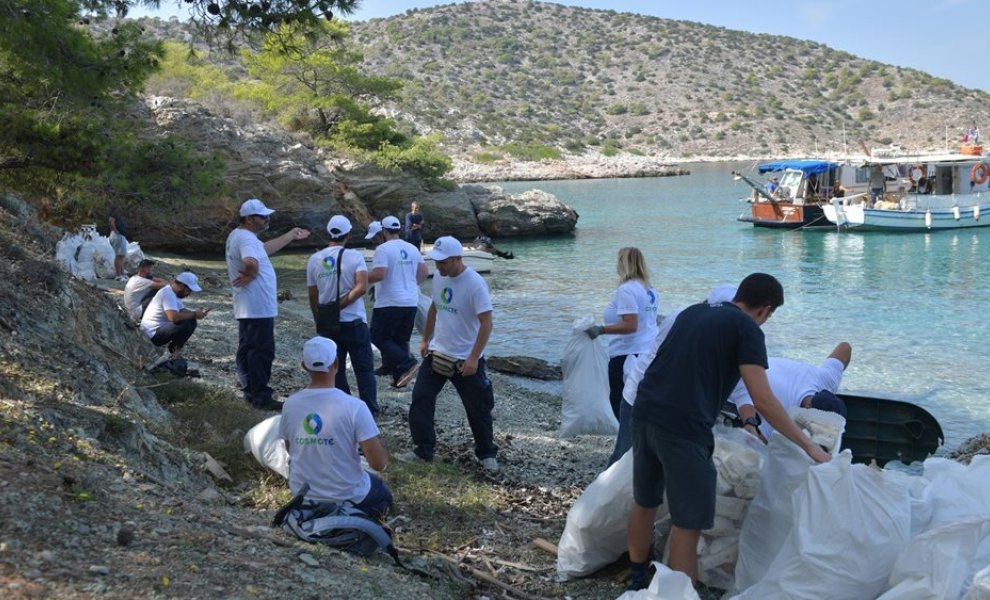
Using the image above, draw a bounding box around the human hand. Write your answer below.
[806,443,831,464]
[460,356,478,377]
[585,325,605,339]
[290,227,310,241]
[419,339,430,358]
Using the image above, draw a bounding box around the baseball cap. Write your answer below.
[326,215,352,239]
[707,284,737,305]
[427,236,463,260]
[382,215,402,230]
[175,272,202,292]
[240,198,275,218]
[302,336,337,372]
[364,221,383,240]
[810,390,847,418]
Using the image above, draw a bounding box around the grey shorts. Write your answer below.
[631,419,716,530]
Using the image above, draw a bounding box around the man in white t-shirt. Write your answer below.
[279,336,392,518]
[729,342,852,440]
[306,215,378,416]
[365,215,428,389]
[225,198,311,411]
[399,236,499,472]
[123,259,167,321]
[141,272,210,370]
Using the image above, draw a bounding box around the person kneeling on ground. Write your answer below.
[279,336,393,519]
[123,259,167,322]
[141,272,210,370]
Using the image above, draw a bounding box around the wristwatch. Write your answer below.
[743,416,761,429]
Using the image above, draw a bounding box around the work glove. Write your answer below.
[585,325,605,339]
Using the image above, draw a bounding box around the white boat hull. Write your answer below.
[362,248,494,276]
[824,197,990,231]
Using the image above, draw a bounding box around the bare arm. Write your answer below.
[419,303,437,357]
[308,285,319,324]
[603,313,638,335]
[341,270,368,308]
[263,227,310,255]
[740,364,830,463]
[829,342,852,369]
[416,262,428,284]
[368,266,387,285]
[232,256,259,288]
[150,277,168,290]
[165,307,208,323]
[461,310,492,377]
[736,403,766,443]
[360,437,388,472]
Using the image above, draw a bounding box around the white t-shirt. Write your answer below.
[622,308,682,406]
[123,275,155,321]
[429,267,492,360]
[604,280,660,358]
[226,228,278,319]
[279,386,380,503]
[371,239,424,308]
[306,246,368,323]
[729,356,846,438]
[140,285,183,338]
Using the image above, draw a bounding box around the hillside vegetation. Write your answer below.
[341,0,990,160]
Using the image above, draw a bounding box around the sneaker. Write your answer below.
[396,451,429,464]
[146,350,172,372]
[479,457,499,473]
[394,363,419,389]
[626,572,649,592]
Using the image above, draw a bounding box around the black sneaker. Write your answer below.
[626,571,649,592]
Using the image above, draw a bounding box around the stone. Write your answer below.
[88,565,111,575]
[298,553,319,567]
[486,355,563,380]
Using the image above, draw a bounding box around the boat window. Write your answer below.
[854,167,870,184]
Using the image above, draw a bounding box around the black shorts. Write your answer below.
[631,419,716,530]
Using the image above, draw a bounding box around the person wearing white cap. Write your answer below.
[306,215,378,416]
[399,235,499,472]
[279,336,393,518]
[225,198,311,411]
[366,215,428,389]
[141,272,210,371]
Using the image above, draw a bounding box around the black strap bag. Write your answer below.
[316,248,345,337]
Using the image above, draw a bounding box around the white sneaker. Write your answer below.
[480,457,499,473]
[146,350,171,371]
[396,450,428,464]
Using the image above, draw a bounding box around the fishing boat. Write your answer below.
[823,147,990,231]
[361,247,494,276]
[734,159,872,229]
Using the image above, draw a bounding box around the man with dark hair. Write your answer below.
[625,273,830,590]
[123,259,167,321]
[226,198,311,411]
[142,272,209,370]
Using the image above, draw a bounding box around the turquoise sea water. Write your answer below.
[272,161,990,453]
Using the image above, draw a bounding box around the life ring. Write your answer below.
[971,162,989,185]
[908,164,926,185]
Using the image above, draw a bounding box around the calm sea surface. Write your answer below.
[253,161,990,452]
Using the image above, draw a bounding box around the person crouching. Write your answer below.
[141,272,209,370]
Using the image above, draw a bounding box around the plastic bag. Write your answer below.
[414,292,432,335]
[559,316,617,438]
[615,562,700,600]
[243,415,289,478]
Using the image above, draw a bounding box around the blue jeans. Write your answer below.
[408,354,497,460]
[608,399,634,467]
[236,318,274,407]
[608,354,630,419]
[150,319,197,353]
[329,320,379,416]
[370,306,418,382]
[354,473,393,520]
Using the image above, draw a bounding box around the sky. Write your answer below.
[131,0,990,92]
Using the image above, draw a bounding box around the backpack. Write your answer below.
[272,483,402,566]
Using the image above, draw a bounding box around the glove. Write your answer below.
[585,325,605,339]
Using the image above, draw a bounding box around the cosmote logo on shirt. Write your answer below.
[398,248,412,265]
[317,254,338,279]
[296,413,335,446]
[437,286,458,313]
[646,290,659,314]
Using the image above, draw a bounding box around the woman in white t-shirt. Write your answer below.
[586,247,659,419]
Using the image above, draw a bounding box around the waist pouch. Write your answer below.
[431,352,463,378]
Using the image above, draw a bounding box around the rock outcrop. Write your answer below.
[131,97,577,253]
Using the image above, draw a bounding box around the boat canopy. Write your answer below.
[757,160,839,175]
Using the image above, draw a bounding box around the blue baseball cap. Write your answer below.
[810,390,847,417]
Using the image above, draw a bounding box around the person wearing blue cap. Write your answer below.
[729,342,852,440]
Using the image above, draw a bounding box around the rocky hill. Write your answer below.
[344,0,990,161]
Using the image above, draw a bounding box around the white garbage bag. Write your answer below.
[734,451,915,600]
[878,518,990,600]
[924,455,990,529]
[125,240,146,272]
[415,292,432,335]
[615,562,700,600]
[559,315,617,438]
[964,563,990,600]
[243,415,289,478]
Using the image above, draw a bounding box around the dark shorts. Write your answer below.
[631,419,716,531]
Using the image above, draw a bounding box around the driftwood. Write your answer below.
[531,537,558,556]
[427,550,552,600]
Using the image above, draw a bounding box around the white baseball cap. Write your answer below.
[326,215,352,239]
[382,215,402,230]
[239,198,275,217]
[364,221,383,240]
[427,236,463,260]
[175,271,202,293]
[302,336,337,372]
[707,284,737,305]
